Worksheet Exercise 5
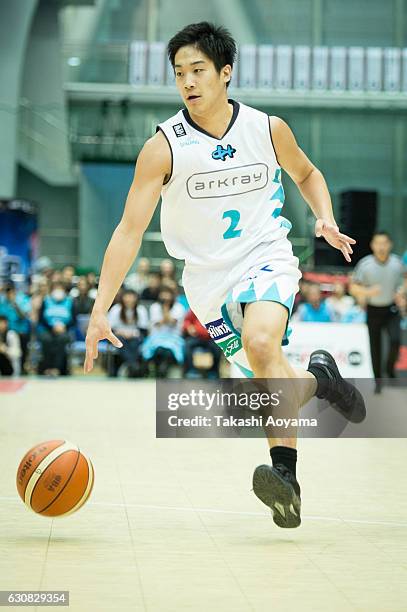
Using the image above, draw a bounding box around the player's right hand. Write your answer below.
[84,312,123,373]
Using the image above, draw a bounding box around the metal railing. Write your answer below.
[62,41,407,93]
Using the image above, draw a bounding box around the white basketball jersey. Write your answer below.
[157,100,290,269]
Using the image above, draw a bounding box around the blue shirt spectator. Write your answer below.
[39,283,74,331]
[294,284,335,323]
[342,305,367,324]
[37,282,75,376]
[0,285,31,334]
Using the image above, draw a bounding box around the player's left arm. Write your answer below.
[270,116,355,262]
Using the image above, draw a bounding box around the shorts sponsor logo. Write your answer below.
[205,318,232,340]
[187,163,268,199]
[218,336,242,357]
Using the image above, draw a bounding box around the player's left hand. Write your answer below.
[315,219,356,263]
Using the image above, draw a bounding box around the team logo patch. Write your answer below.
[172,123,187,137]
[205,318,232,340]
[212,144,236,161]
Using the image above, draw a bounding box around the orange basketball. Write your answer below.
[16,440,94,517]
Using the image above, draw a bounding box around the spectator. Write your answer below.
[50,269,63,285]
[73,277,94,316]
[86,272,98,300]
[141,272,162,302]
[325,282,355,322]
[30,279,50,324]
[62,265,75,292]
[293,284,335,323]
[0,316,21,376]
[341,296,367,324]
[108,289,149,377]
[292,278,311,314]
[161,277,178,292]
[160,258,177,283]
[182,309,221,378]
[32,256,53,285]
[38,281,75,376]
[142,287,185,377]
[125,257,150,293]
[0,283,31,374]
[160,277,186,309]
[395,271,407,325]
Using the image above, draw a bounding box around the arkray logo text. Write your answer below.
[187,163,268,199]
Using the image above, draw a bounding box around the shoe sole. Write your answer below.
[310,349,366,424]
[252,465,301,529]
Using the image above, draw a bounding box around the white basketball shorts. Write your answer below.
[182,236,302,377]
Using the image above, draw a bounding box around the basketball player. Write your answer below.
[84,22,365,528]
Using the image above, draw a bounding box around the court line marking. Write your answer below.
[1,495,407,528]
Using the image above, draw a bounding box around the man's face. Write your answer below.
[174,45,231,115]
[371,235,392,259]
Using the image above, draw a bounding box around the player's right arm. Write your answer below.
[84,131,171,372]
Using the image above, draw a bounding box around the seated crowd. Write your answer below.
[1,257,405,378]
[0,257,220,378]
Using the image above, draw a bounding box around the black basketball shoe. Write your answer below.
[252,464,301,528]
[307,350,366,423]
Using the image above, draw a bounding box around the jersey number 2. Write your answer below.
[223,210,242,240]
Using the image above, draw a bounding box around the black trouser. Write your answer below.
[183,337,221,375]
[110,336,144,377]
[18,332,30,374]
[153,347,176,378]
[367,304,401,380]
[38,330,71,375]
[0,353,13,376]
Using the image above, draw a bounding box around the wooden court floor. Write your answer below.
[1,378,407,611]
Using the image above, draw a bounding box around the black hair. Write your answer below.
[372,230,391,240]
[119,289,139,324]
[0,315,8,323]
[167,22,236,88]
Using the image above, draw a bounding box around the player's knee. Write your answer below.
[244,333,281,367]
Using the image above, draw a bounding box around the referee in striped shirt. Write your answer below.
[350,231,405,393]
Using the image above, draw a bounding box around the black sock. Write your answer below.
[270,446,297,477]
[307,364,330,398]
